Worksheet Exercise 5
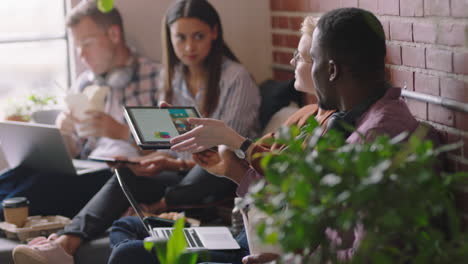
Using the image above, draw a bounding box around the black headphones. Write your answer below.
[326,87,388,138]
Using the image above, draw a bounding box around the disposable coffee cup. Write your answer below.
[2,197,29,228]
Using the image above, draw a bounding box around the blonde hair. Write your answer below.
[300,16,318,35]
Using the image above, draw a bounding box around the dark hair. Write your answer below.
[162,0,239,116]
[316,8,386,81]
[66,0,125,38]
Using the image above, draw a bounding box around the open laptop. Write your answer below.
[0,121,108,176]
[115,169,240,250]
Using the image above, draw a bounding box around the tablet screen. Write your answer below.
[125,107,200,148]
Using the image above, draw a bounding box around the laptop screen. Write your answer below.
[114,169,153,235]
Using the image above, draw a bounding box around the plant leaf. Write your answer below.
[166,217,187,263]
[97,0,114,13]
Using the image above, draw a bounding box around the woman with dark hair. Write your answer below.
[161,0,240,118]
[119,0,260,215]
[12,1,259,263]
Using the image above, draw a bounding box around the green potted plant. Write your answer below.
[3,93,58,122]
[3,98,31,122]
[244,118,468,263]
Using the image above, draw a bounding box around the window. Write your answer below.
[0,0,70,117]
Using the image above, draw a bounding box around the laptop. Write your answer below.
[0,121,108,176]
[115,169,240,250]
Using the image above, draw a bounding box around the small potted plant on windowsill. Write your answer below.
[3,93,59,123]
[243,118,468,263]
[4,100,31,122]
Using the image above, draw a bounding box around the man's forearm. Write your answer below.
[110,123,130,140]
[225,158,250,185]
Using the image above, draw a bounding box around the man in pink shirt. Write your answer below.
[239,6,420,197]
[190,8,431,263]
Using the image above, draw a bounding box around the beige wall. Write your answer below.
[71,0,272,83]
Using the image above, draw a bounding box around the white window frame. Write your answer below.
[0,0,72,89]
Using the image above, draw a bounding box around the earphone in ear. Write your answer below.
[326,88,388,138]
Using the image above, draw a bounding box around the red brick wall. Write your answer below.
[270,0,468,222]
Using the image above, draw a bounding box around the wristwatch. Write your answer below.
[234,138,253,159]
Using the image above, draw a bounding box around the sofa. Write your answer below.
[0,79,304,263]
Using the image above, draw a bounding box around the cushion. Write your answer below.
[262,102,300,135]
[258,79,303,130]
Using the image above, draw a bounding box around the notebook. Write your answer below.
[0,121,108,176]
[114,169,240,250]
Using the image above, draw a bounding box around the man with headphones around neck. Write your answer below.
[57,1,160,159]
[0,1,161,222]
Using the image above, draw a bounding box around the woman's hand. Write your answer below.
[107,152,172,168]
[158,212,184,221]
[124,151,187,177]
[159,101,172,108]
[192,145,249,184]
[170,118,245,153]
[127,155,174,177]
[159,101,245,153]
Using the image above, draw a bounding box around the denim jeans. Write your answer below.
[108,216,250,264]
[0,166,112,219]
[62,166,237,240]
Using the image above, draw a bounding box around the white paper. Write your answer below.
[64,85,110,137]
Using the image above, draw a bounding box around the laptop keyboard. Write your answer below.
[157,229,204,248]
[184,229,204,248]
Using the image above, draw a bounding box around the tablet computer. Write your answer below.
[124,106,201,149]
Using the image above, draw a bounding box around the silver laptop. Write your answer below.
[0,121,108,176]
[115,169,240,250]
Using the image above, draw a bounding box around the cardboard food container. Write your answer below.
[0,215,71,242]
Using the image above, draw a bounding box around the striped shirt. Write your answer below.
[73,54,162,158]
[166,58,261,141]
